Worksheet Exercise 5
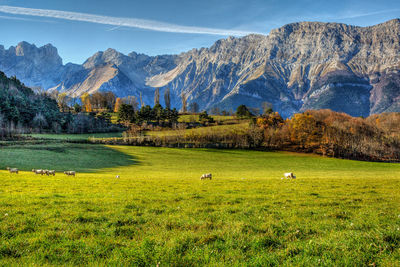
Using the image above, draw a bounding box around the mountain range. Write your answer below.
[1,19,399,117]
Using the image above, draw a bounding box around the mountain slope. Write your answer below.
[0,19,399,117]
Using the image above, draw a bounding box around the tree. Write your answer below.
[154,88,160,106]
[164,88,171,109]
[73,103,82,113]
[96,111,112,123]
[117,104,135,123]
[236,105,253,118]
[165,108,179,124]
[189,102,199,113]
[32,113,48,133]
[124,96,139,111]
[137,105,153,123]
[57,93,69,112]
[261,102,274,115]
[81,93,92,112]
[257,112,284,129]
[199,111,214,124]
[104,92,116,111]
[139,92,144,108]
[181,92,187,113]
[210,106,221,115]
[114,98,123,113]
[153,103,165,124]
[90,92,103,110]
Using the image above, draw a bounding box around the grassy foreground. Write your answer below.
[0,145,400,266]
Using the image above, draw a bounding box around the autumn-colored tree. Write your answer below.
[56,93,69,112]
[289,113,322,147]
[81,93,92,112]
[114,98,123,113]
[256,112,284,130]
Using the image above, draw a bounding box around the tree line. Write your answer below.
[256,109,400,162]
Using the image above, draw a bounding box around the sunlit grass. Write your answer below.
[145,123,249,137]
[0,145,399,265]
[178,114,236,123]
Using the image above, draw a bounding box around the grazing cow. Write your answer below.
[116,175,120,179]
[64,171,76,177]
[48,170,56,176]
[200,173,212,180]
[284,172,296,179]
[6,167,18,174]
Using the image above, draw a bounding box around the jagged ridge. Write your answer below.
[0,19,399,117]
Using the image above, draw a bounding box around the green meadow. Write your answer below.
[0,143,400,265]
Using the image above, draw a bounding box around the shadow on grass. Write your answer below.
[0,143,137,173]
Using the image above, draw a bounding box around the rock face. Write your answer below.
[0,41,64,89]
[0,19,399,117]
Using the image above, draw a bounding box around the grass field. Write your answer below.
[29,132,123,141]
[1,145,400,265]
[145,123,249,138]
[178,115,236,123]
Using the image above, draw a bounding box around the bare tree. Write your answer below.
[164,88,171,109]
[104,92,116,111]
[124,96,139,111]
[181,92,187,113]
[261,102,273,114]
[32,113,48,133]
[189,102,199,113]
[154,88,160,106]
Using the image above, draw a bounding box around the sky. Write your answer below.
[0,0,399,64]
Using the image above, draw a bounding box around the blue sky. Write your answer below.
[0,0,399,64]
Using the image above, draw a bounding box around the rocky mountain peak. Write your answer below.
[1,19,400,117]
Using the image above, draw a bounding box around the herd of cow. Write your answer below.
[5,167,76,176]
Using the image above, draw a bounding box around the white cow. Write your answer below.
[284,172,296,179]
[200,173,212,180]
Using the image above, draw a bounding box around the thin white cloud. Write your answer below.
[0,14,56,23]
[335,9,400,20]
[0,5,263,36]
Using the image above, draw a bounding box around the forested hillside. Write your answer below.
[0,71,61,137]
[0,72,120,138]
